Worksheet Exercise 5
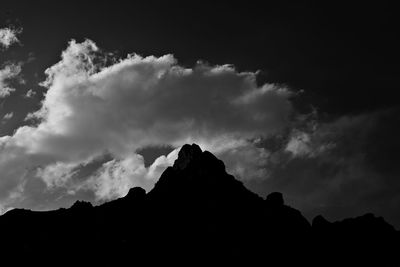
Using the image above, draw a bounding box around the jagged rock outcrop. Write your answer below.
[70,200,93,210]
[172,143,203,170]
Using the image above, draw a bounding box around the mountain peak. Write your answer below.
[70,200,93,210]
[173,143,202,170]
[149,143,260,205]
[125,187,146,200]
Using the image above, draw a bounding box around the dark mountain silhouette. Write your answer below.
[0,144,398,265]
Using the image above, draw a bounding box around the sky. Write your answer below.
[1,1,400,227]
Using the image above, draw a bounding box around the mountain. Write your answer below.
[0,144,398,265]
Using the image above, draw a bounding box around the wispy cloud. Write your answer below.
[0,27,22,49]
[0,63,22,98]
[244,108,400,227]
[24,89,36,98]
[3,112,14,120]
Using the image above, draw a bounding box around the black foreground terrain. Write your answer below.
[0,144,398,266]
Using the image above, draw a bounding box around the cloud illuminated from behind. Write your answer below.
[0,39,294,211]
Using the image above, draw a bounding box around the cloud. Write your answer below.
[0,39,294,211]
[36,161,80,189]
[80,152,176,201]
[245,108,400,227]
[3,112,14,121]
[0,63,21,98]
[284,129,334,158]
[24,89,36,98]
[285,131,313,156]
[0,27,21,49]
[1,38,398,228]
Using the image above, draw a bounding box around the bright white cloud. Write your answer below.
[0,39,295,211]
[84,154,148,201]
[0,27,21,49]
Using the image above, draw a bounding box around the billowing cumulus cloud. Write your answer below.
[0,27,21,49]
[0,39,294,211]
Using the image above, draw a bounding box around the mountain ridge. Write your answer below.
[0,143,398,265]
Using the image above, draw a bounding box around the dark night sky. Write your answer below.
[1,1,400,227]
